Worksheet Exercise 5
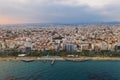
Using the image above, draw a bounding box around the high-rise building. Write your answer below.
[63,43,77,52]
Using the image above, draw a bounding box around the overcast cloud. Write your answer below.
[0,0,120,24]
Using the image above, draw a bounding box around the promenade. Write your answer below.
[0,57,120,61]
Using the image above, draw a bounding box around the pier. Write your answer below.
[51,59,55,65]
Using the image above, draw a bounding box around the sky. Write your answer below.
[0,0,120,24]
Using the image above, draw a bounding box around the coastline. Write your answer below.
[0,57,120,61]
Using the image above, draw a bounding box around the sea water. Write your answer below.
[0,61,120,80]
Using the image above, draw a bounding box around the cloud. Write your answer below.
[52,0,117,8]
[0,0,120,24]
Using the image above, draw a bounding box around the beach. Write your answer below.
[0,57,120,61]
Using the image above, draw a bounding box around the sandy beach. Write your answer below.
[0,57,120,61]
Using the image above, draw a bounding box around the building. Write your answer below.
[115,44,120,52]
[63,43,77,52]
[79,43,94,51]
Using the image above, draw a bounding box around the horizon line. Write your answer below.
[1,21,120,25]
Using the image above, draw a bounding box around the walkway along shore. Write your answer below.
[0,57,120,61]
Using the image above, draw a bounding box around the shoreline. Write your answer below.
[0,57,120,61]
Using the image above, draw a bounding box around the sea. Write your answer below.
[0,61,120,80]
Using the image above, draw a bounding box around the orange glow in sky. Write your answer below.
[0,16,26,24]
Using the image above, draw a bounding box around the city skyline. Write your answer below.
[0,0,120,24]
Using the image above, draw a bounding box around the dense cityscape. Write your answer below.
[0,24,119,57]
[1,0,120,80]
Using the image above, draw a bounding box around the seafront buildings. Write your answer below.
[0,24,120,52]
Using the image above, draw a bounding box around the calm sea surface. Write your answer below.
[0,61,120,80]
